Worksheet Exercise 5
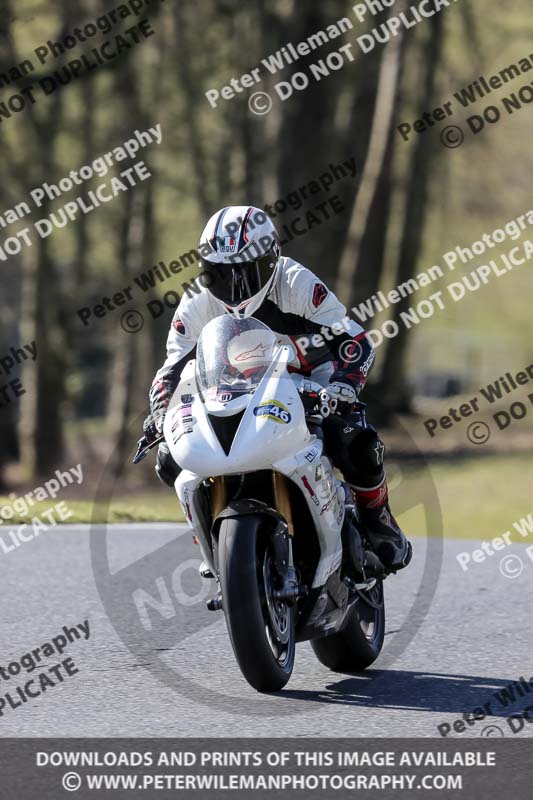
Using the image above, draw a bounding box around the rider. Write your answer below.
[143,206,412,572]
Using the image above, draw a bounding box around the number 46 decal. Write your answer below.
[253,400,292,424]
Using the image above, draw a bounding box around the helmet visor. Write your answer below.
[201,253,276,307]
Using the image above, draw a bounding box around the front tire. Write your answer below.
[218,516,295,692]
[311,580,385,672]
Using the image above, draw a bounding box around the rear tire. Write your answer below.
[311,580,385,672]
[218,516,295,692]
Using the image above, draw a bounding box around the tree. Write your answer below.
[378,13,445,415]
[335,22,406,308]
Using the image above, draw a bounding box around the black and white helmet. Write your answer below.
[198,206,280,317]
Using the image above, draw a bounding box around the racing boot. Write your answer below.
[351,476,412,573]
[199,560,214,579]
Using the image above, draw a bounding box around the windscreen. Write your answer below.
[196,316,277,404]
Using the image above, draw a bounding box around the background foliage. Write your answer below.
[0,0,531,518]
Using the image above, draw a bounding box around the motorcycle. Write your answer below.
[135,315,387,692]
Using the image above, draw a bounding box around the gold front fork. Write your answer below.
[210,476,226,520]
[273,472,294,537]
[211,473,293,536]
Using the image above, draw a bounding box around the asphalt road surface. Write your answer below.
[1,523,532,738]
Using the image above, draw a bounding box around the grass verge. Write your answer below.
[1,455,530,540]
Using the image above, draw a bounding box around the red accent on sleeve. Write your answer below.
[155,379,169,408]
[312,283,328,308]
[289,335,314,373]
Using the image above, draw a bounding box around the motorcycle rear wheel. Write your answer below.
[311,580,385,672]
[218,515,295,692]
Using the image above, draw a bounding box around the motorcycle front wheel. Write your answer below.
[311,580,385,672]
[218,515,295,692]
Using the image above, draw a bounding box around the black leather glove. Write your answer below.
[143,411,165,445]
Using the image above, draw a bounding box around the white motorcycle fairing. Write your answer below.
[163,325,345,590]
[165,344,308,476]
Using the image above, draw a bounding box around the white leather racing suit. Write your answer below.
[147,256,411,571]
[149,256,374,417]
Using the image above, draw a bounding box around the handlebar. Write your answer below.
[133,381,367,463]
[298,382,367,428]
[297,380,365,419]
[299,384,334,419]
[133,434,164,464]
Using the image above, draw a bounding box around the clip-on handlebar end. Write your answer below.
[133,437,149,464]
[132,434,164,464]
